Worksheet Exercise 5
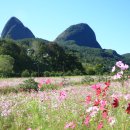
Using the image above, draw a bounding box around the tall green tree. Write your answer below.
[0,55,14,77]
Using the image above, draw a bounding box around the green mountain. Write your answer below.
[122,53,130,58]
[1,17,35,40]
[57,41,126,74]
[122,53,130,64]
[55,23,101,48]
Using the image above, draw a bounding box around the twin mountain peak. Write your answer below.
[1,17,101,49]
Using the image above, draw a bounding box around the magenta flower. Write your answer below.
[64,122,76,129]
[86,95,91,104]
[27,128,32,130]
[116,61,124,68]
[59,90,67,100]
[112,98,119,108]
[91,84,101,90]
[38,79,45,89]
[86,106,99,117]
[45,79,51,84]
[100,100,107,110]
[97,122,103,130]
[102,110,108,119]
[116,61,129,70]
[126,103,130,114]
[94,99,100,106]
[84,116,90,126]
[121,64,129,70]
[91,84,102,96]
[113,72,122,79]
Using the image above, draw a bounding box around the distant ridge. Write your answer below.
[55,23,101,48]
[1,17,35,40]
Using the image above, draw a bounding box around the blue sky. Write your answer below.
[0,0,130,54]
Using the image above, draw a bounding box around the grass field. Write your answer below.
[0,75,130,130]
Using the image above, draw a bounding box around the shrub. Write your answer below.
[64,71,73,76]
[19,78,38,92]
[43,71,50,77]
[50,71,56,76]
[86,67,96,75]
[31,71,38,77]
[21,70,30,77]
[73,69,82,75]
[55,72,63,76]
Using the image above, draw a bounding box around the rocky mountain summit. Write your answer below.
[1,17,35,40]
[55,23,101,48]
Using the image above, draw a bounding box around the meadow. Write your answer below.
[0,61,130,130]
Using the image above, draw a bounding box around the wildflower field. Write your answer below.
[0,61,130,130]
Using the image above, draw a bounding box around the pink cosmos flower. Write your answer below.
[59,90,67,100]
[108,117,116,126]
[94,99,100,106]
[86,95,91,104]
[102,110,108,119]
[121,64,129,70]
[38,79,45,89]
[91,84,102,96]
[100,100,107,110]
[124,94,130,101]
[105,81,110,87]
[86,106,99,117]
[113,72,122,79]
[116,61,129,70]
[116,61,124,68]
[84,116,90,126]
[27,128,32,130]
[91,84,101,90]
[45,79,51,84]
[86,106,99,113]
[38,83,42,89]
[97,122,103,130]
[64,122,76,129]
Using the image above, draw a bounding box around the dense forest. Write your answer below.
[0,38,84,77]
[0,38,129,77]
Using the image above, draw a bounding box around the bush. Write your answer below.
[43,71,50,77]
[31,71,38,77]
[55,72,63,76]
[73,69,82,75]
[64,71,73,76]
[21,70,30,77]
[87,67,96,75]
[19,79,38,92]
[49,71,56,77]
